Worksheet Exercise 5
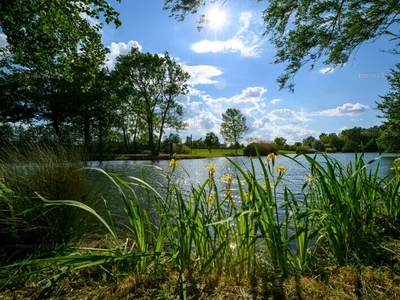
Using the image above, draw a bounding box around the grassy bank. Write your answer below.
[1,148,400,299]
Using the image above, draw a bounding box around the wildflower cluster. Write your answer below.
[266,152,277,162]
[205,164,217,174]
[276,165,286,174]
[261,183,274,190]
[169,153,178,172]
[207,194,215,205]
[264,152,286,187]
[221,173,233,185]
[390,157,400,172]
[204,164,217,205]
[205,164,217,185]
[221,173,233,198]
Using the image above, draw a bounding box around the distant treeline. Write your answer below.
[0,124,386,157]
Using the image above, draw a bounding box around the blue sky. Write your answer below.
[18,1,400,144]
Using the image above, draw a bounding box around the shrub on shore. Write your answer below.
[243,141,278,156]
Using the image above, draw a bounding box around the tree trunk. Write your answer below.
[147,119,157,156]
[84,115,90,153]
[98,116,103,159]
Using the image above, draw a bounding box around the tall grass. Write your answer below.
[0,143,99,263]
[2,150,400,299]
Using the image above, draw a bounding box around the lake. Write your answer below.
[87,152,398,220]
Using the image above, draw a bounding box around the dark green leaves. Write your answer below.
[220,108,248,153]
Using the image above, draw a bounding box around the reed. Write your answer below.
[300,153,386,265]
[0,143,99,263]
[2,150,400,299]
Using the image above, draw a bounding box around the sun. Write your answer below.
[206,7,226,29]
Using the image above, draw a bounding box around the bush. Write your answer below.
[243,142,278,156]
[179,144,191,154]
[342,141,359,152]
[312,140,325,151]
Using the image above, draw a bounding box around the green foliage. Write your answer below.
[112,48,189,156]
[274,137,287,149]
[220,108,249,154]
[296,146,316,154]
[0,0,120,81]
[3,150,400,298]
[204,132,219,153]
[320,133,345,151]
[243,142,278,156]
[0,143,99,263]
[376,63,400,152]
[301,153,386,265]
[302,136,316,147]
[342,140,359,152]
[312,140,324,151]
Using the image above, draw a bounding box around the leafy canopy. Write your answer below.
[220,108,248,153]
[376,63,400,152]
[0,1,121,76]
[164,0,400,91]
[204,132,220,152]
[112,48,190,156]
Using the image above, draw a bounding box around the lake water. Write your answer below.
[87,152,398,217]
[83,152,399,251]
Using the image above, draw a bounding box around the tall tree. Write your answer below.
[220,108,249,154]
[113,48,189,156]
[274,137,287,149]
[376,63,400,152]
[204,132,219,153]
[164,0,400,91]
[302,136,316,147]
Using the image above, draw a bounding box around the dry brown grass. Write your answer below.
[2,265,400,299]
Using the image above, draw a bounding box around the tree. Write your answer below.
[0,53,113,151]
[376,63,400,152]
[312,140,325,152]
[204,132,219,153]
[220,108,249,154]
[0,1,120,81]
[162,133,182,153]
[302,136,316,147]
[113,48,189,156]
[274,137,287,149]
[0,123,14,146]
[164,0,399,91]
[319,133,345,151]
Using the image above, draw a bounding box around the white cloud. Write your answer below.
[0,33,7,48]
[319,103,369,116]
[270,98,281,104]
[319,63,346,74]
[246,107,319,144]
[181,64,223,86]
[197,86,267,116]
[237,11,252,34]
[249,123,319,145]
[267,109,311,124]
[190,11,268,58]
[105,40,142,70]
[319,67,335,74]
